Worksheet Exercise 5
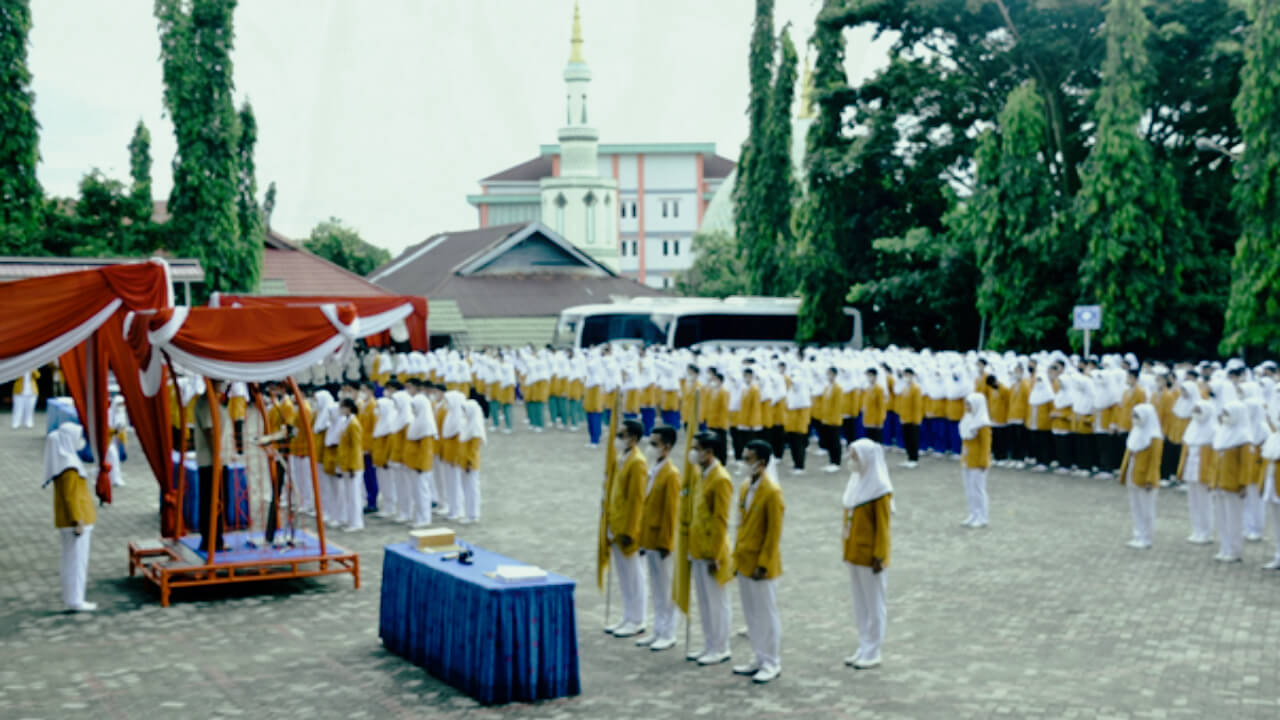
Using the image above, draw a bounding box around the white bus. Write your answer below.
[554,297,861,349]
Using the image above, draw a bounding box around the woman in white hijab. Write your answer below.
[1212,402,1251,562]
[322,400,349,528]
[371,397,398,517]
[458,399,488,524]
[307,390,336,519]
[960,393,993,528]
[387,390,414,523]
[1242,400,1270,543]
[439,390,469,520]
[1259,417,1280,569]
[44,423,97,612]
[841,439,892,670]
[404,394,438,528]
[1178,400,1218,545]
[1119,404,1163,549]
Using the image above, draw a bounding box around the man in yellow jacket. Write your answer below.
[606,419,649,638]
[688,431,734,665]
[637,424,682,652]
[732,439,785,683]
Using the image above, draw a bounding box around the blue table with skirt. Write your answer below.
[379,542,580,705]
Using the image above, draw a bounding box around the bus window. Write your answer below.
[579,313,665,348]
[673,313,799,347]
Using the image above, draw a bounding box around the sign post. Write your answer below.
[1073,305,1102,356]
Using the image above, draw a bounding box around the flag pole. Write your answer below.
[600,386,622,631]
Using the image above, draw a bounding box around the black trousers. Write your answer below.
[1072,433,1097,471]
[1053,432,1073,469]
[264,457,286,543]
[730,428,745,461]
[1007,424,1026,461]
[902,423,920,462]
[842,417,857,444]
[992,426,1007,461]
[820,423,842,466]
[196,465,226,552]
[769,425,786,458]
[863,426,883,444]
[787,432,808,469]
[1161,441,1182,480]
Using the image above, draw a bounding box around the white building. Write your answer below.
[466,3,735,290]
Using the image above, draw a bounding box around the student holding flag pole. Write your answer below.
[673,393,700,656]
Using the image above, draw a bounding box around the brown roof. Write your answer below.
[369,222,664,317]
[262,242,392,296]
[703,153,736,179]
[482,155,554,183]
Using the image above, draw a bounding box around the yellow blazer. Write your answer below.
[1176,443,1216,486]
[53,468,95,528]
[1217,446,1249,493]
[738,384,763,430]
[607,447,647,555]
[639,459,681,552]
[689,461,733,585]
[899,384,924,425]
[228,396,248,421]
[962,427,992,469]
[1008,379,1030,424]
[1119,439,1164,489]
[862,385,887,428]
[337,418,364,473]
[843,493,891,567]
[459,437,482,471]
[370,435,390,468]
[732,475,785,579]
[15,369,39,397]
[705,388,730,430]
[402,435,435,473]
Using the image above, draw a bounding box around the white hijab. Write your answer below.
[1172,381,1198,419]
[1213,402,1250,451]
[1126,403,1163,452]
[312,390,335,433]
[1246,400,1270,446]
[407,395,438,441]
[372,397,397,438]
[459,399,488,444]
[842,438,893,509]
[1262,427,1280,462]
[1182,400,1217,446]
[440,390,467,438]
[44,422,86,487]
[324,407,348,447]
[1029,372,1054,406]
[959,392,992,440]
[390,391,413,433]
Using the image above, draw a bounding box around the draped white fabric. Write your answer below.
[0,299,122,386]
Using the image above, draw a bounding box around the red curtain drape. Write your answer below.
[211,294,429,350]
[143,305,358,364]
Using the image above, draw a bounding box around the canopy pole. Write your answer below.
[204,376,223,567]
[166,357,187,540]
[287,377,327,559]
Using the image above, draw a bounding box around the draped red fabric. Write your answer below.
[212,294,429,350]
[0,261,169,382]
[145,305,358,363]
[58,341,113,504]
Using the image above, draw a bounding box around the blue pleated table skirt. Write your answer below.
[379,542,581,705]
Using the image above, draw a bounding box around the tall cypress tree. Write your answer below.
[0,0,42,255]
[1222,0,1280,356]
[796,0,854,343]
[234,100,263,290]
[754,27,798,296]
[733,0,774,295]
[975,80,1072,350]
[156,0,252,294]
[128,120,153,224]
[1075,0,1182,350]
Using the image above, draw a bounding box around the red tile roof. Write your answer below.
[482,155,555,183]
[262,241,392,296]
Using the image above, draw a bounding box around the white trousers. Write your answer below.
[611,544,647,627]
[1126,481,1157,545]
[431,463,446,511]
[691,558,731,655]
[737,575,781,670]
[435,462,456,517]
[106,441,123,487]
[412,471,433,526]
[379,464,398,513]
[344,473,365,529]
[1187,481,1214,540]
[461,469,481,522]
[1244,484,1265,538]
[646,551,676,641]
[321,470,342,524]
[448,463,466,520]
[847,562,887,661]
[962,468,989,524]
[12,394,36,428]
[289,455,314,513]
[1215,491,1244,559]
[59,525,93,609]
[1268,501,1280,563]
[395,466,414,521]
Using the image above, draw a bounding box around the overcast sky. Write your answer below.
[29,0,893,256]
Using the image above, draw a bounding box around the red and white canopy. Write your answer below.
[127,304,361,395]
[209,294,428,350]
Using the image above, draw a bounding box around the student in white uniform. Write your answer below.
[12,369,39,429]
[842,438,892,669]
[45,422,97,612]
[1213,402,1250,563]
[458,399,487,523]
[637,424,681,651]
[1179,400,1217,545]
[1260,419,1280,569]
[1119,404,1163,549]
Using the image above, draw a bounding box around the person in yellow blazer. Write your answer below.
[679,364,702,430]
[1213,402,1250,563]
[357,383,377,512]
[370,396,397,517]
[227,381,249,454]
[605,419,649,639]
[861,368,888,444]
[1259,424,1280,570]
[898,368,924,468]
[736,368,764,456]
[637,424,682,652]
[687,430,734,665]
[402,394,437,528]
[336,398,366,531]
[960,393,993,529]
[731,439,785,683]
[704,371,731,458]
[1119,404,1164,549]
[457,399,487,524]
[821,368,845,473]
[12,368,40,429]
[1177,400,1217,545]
[842,438,892,669]
[44,422,97,611]
[782,364,812,474]
[1007,365,1031,467]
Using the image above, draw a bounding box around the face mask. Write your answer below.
[688,449,701,465]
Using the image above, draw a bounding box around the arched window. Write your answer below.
[581,94,587,124]
[554,193,567,233]
[566,95,571,125]
[584,192,596,245]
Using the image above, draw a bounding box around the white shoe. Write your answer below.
[791,468,804,475]
[503,428,512,435]
[697,651,731,666]
[343,526,363,533]
[635,634,655,647]
[611,623,644,638]
[853,654,881,669]
[1262,559,1280,570]
[1126,539,1145,549]
[411,522,432,530]
[970,521,988,529]
[732,661,760,676]
[823,464,841,474]
[68,601,98,613]
[604,620,624,635]
[961,516,975,527]
[686,650,702,661]
[650,636,677,652]
[752,665,781,683]
[906,461,918,469]
[447,515,465,522]
[459,518,476,525]
[844,652,862,667]
[1246,533,1263,542]
[898,461,913,468]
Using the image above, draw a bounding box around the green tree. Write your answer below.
[733,0,775,294]
[234,100,264,286]
[753,27,798,296]
[1075,0,1184,351]
[156,0,256,294]
[71,170,131,257]
[262,180,276,231]
[0,0,42,255]
[975,80,1074,350]
[304,218,391,277]
[128,120,153,224]
[1222,0,1280,356]
[674,231,751,298]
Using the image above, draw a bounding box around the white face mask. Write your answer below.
[688,449,701,465]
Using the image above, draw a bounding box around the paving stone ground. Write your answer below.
[3,409,1280,719]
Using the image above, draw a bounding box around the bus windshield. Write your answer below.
[671,312,854,348]
[580,313,666,347]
